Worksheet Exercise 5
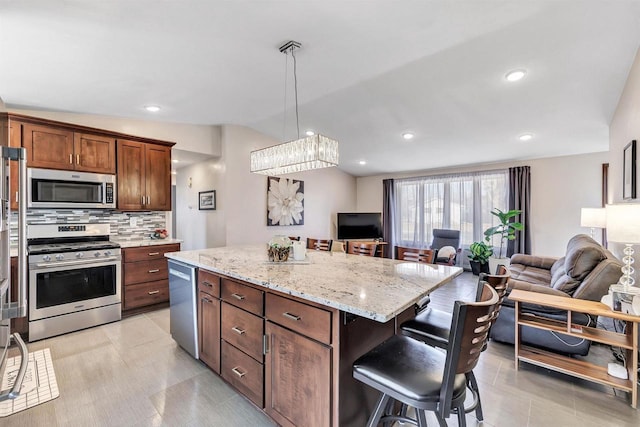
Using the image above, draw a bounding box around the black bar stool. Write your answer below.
[400,266,510,421]
[353,284,500,427]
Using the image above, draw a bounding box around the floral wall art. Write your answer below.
[267,177,304,226]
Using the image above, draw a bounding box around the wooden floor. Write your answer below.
[6,272,640,426]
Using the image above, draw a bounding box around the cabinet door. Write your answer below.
[199,290,221,373]
[145,144,171,211]
[23,123,74,170]
[116,139,145,210]
[9,121,22,210]
[74,133,116,174]
[10,257,28,336]
[265,322,332,427]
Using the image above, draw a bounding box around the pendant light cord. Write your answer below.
[282,51,288,141]
[292,47,300,139]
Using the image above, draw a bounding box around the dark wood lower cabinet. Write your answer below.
[265,321,331,427]
[195,267,414,427]
[198,290,220,373]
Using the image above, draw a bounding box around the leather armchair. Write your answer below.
[490,234,623,355]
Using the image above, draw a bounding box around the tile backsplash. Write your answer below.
[10,209,167,244]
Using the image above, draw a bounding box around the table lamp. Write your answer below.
[580,207,606,240]
[606,204,640,290]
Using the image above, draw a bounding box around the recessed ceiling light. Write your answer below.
[144,105,161,112]
[402,132,414,140]
[171,170,177,175]
[172,159,179,163]
[305,130,315,136]
[359,160,367,165]
[505,69,526,82]
[519,133,533,141]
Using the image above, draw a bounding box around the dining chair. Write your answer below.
[306,238,332,251]
[430,229,462,265]
[347,241,378,257]
[353,284,500,427]
[330,241,345,252]
[400,265,510,421]
[395,246,435,263]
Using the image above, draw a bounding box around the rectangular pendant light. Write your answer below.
[250,134,339,176]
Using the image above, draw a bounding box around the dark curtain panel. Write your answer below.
[382,179,395,258]
[508,166,531,256]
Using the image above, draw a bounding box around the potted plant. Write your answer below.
[468,241,492,275]
[484,208,524,273]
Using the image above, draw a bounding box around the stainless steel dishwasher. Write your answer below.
[168,260,199,358]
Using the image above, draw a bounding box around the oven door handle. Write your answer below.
[0,333,28,401]
[33,257,121,269]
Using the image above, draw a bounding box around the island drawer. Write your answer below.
[123,244,180,262]
[124,279,169,310]
[124,258,168,285]
[221,302,264,361]
[198,269,221,297]
[265,293,332,345]
[221,279,264,315]
[221,341,264,408]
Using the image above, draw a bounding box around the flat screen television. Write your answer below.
[337,212,383,240]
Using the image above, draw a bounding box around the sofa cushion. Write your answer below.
[550,257,564,276]
[509,263,553,286]
[563,243,606,280]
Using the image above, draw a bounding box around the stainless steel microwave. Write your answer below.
[27,168,116,209]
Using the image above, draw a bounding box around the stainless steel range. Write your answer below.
[27,223,121,341]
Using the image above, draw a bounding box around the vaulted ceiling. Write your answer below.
[2,1,639,176]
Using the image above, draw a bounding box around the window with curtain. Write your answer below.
[393,170,509,249]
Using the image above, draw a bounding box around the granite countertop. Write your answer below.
[165,245,462,323]
[113,238,182,248]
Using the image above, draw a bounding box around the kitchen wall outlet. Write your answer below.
[129,217,137,227]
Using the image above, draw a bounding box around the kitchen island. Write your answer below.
[166,245,462,427]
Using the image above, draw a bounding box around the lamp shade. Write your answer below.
[580,208,606,228]
[605,204,640,244]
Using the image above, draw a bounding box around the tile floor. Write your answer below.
[4,272,640,426]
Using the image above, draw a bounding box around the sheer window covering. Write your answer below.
[393,170,509,252]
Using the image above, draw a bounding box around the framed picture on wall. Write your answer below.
[199,190,216,210]
[623,140,636,200]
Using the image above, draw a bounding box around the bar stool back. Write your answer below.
[353,284,499,427]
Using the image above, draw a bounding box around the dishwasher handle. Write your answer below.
[169,268,192,282]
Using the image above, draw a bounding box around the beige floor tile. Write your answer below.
[5,272,640,426]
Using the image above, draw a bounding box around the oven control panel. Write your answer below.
[57,225,86,232]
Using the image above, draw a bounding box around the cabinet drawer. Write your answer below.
[124,280,169,310]
[124,258,168,285]
[221,279,264,315]
[266,293,332,345]
[221,302,264,361]
[198,269,220,297]
[123,244,180,262]
[221,341,264,408]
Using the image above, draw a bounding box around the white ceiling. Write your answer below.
[2,1,640,176]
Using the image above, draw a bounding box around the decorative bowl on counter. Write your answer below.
[152,228,168,239]
[267,235,292,262]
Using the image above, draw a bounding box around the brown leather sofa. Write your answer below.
[490,234,623,355]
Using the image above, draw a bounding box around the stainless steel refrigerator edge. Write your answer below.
[168,260,199,358]
[0,146,29,401]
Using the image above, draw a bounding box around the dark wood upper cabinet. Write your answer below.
[73,133,116,174]
[22,124,116,174]
[9,121,23,210]
[145,144,171,211]
[2,112,174,211]
[117,139,171,211]
[22,123,75,170]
